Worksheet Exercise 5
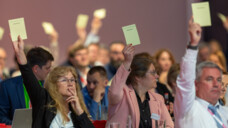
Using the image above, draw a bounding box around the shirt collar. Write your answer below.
[135,90,150,102]
[196,97,220,109]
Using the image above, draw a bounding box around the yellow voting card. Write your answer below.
[0,27,4,40]
[192,2,211,27]
[217,13,226,23]
[42,22,54,34]
[94,8,106,19]
[8,18,27,41]
[76,14,89,28]
[122,24,140,46]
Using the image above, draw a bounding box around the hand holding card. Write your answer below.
[191,2,211,27]
[76,14,89,28]
[8,18,27,41]
[42,22,55,35]
[122,24,141,46]
[217,13,226,23]
[94,8,106,19]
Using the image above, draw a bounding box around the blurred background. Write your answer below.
[0,0,227,68]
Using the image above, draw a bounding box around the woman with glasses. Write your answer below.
[11,36,94,128]
[106,44,174,128]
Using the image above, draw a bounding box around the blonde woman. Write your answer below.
[11,36,94,128]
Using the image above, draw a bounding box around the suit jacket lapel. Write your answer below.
[128,85,140,128]
[149,93,160,128]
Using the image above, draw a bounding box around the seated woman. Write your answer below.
[11,36,94,128]
[106,44,174,128]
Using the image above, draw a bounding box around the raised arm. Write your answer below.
[108,44,135,105]
[84,17,102,46]
[11,36,27,65]
[11,36,46,108]
[49,29,59,67]
[174,17,202,118]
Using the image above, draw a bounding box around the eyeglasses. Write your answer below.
[147,70,157,76]
[57,78,77,84]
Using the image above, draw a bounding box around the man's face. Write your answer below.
[195,68,222,105]
[88,45,99,64]
[98,48,110,65]
[73,49,89,68]
[34,60,52,80]
[110,44,124,68]
[86,72,107,97]
[0,49,6,71]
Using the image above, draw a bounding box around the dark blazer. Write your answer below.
[0,76,25,125]
[19,64,94,128]
[104,63,117,81]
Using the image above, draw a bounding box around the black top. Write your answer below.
[19,64,94,128]
[156,82,174,103]
[135,91,152,128]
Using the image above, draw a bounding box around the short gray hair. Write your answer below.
[196,61,222,81]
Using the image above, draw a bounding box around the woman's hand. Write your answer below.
[10,35,27,65]
[122,44,135,70]
[66,87,84,115]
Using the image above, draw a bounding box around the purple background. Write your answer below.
[0,0,188,68]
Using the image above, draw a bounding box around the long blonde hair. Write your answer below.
[44,66,89,123]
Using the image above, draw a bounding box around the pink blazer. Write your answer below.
[106,64,174,128]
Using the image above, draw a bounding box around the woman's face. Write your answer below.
[57,72,76,98]
[158,51,172,72]
[221,75,228,98]
[138,64,159,90]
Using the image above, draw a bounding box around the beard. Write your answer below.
[110,59,123,69]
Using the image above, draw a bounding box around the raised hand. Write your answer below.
[49,29,58,43]
[122,44,135,70]
[77,28,87,41]
[66,87,84,115]
[188,17,202,46]
[10,35,27,65]
[91,17,102,35]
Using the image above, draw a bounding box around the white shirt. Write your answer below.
[50,112,74,128]
[174,49,228,128]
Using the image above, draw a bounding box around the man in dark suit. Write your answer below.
[0,47,54,125]
[104,41,125,81]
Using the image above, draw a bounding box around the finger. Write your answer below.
[68,88,75,96]
[123,44,130,52]
[189,16,193,24]
[66,96,75,102]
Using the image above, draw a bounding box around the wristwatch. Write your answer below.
[187,44,198,50]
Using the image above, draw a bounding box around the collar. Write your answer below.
[196,97,220,109]
[134,90,150,102]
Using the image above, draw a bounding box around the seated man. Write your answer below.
[174,18,228,128]
[82,66,109,120]
[63,45,90,89]
[105,41,125,81]
[0,47,54,125]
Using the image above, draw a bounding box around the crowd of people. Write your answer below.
[0,15,228,128]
